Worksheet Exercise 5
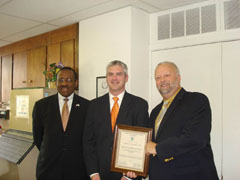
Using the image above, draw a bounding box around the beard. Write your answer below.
[157,80,178,95]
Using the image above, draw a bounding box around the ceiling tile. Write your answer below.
[50,0,134,26]
[0,14,40,39]
[3,24,58,42]
[0,0,111,22]
[131,0,160,13]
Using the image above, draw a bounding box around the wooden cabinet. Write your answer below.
[13,46,46,88]
[47,39,75,68]
[1,54,12,103]
[13,51,28,88]
[1,24,78,93]
[47,43,60,67]
[61,39,75,68]
[27,46,46,87]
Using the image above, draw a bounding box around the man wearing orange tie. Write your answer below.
[83,60,149,180]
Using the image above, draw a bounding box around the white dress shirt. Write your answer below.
[58,93,74,116]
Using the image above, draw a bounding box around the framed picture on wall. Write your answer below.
[96,76,108,97]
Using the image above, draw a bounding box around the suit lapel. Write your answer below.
[156,88,186,138]
[51,94,62,128]
[116,92,130,125]
[67,94,77,129]
[100,94,112,133]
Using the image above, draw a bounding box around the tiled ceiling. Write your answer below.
[0,0,209,47]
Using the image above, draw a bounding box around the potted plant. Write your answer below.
[43,62,64,88]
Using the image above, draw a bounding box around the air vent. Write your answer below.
[172,11,184,38]
[186,8,200,36]
[201,4,217,33]
[157,3,217,40]
[158,14,170,40]
[224,0,240,30]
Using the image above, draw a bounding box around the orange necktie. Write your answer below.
[111,97,119,132]
[62,98,69,131]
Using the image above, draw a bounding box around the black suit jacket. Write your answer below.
[32,93,89,180]
[83,92,149,180]
[149,88,219,180]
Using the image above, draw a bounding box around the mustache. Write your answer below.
[59,85,69,88]
[160,82,169,86]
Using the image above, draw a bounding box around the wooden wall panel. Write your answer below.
[61,40,74,68]
[0,34,48,57]
[0,24,78,57]
[13,51,28,88]
[49,24,77,44]
[1,54,12,103]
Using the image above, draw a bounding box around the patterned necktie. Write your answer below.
[154,101,169,138]
[111,97,119,133]
[62,98,69,131]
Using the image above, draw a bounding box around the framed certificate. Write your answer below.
[111,124,152,177]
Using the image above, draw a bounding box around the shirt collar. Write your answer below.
[58,93,74,101]
[109,91,125,101]
[164,87,182,107]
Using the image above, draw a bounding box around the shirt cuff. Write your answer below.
[90,173,99,178]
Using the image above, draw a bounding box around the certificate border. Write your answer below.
[111,124,152,177]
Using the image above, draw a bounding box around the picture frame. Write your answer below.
[111,124,152,177]
[96,76,108,97]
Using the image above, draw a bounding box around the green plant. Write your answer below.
[43,62,64,82]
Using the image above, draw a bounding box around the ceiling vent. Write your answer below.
[157,4,217,40]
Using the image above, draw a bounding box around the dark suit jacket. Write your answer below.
[32,93,89,180]
[149,88,219,180]
[83,92,149,180]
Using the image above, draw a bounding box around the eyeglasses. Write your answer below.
[57,78,73,83]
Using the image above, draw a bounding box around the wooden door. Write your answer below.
[13,51,28,88]
[47,43,60,67]
[27,46,46,87]
[222,40,240,179]
[61,39,74,68]
[1,54,12,103]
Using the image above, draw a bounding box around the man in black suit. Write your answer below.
[83,60,149,180]
[146,61,219,180]
[33,67,89,180]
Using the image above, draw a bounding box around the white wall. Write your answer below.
[79,7,149,100]
[130,8,149,101]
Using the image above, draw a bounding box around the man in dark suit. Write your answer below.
[83,60,149,180]
[146,61,219,180]
[33,67,89,180]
